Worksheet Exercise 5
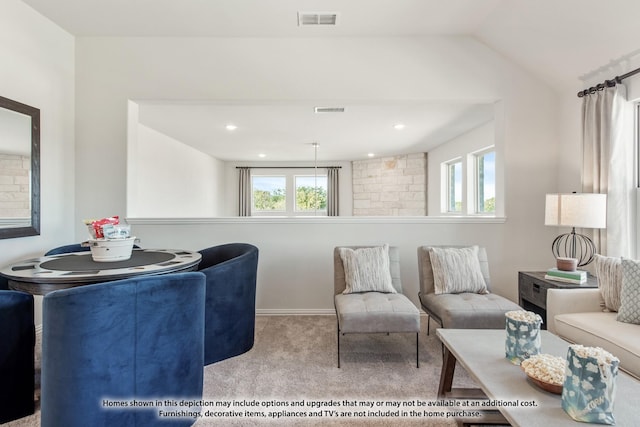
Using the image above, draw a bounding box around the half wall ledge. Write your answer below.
[126,216,507,225]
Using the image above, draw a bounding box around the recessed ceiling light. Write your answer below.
[258,153,266,158]
[393,123,405,130]
[367,153,375,157]
[225,124,237,131]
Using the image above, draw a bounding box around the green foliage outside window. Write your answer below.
[296,186,327,211]
[253,188,286,211]
[483,197,495,213]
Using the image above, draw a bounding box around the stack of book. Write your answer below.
[545,268,587,284]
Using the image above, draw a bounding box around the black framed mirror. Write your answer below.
[0,95,40,239]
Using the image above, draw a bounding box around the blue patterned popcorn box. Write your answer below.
[562,344,619,425]
[505,310,542,365]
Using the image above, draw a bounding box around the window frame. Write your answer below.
[249,170,330,217]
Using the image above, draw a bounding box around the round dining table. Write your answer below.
[0,248,202,295]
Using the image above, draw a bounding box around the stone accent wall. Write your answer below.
[352,153,427,216]
[0,154,31,218]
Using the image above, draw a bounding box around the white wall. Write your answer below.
[0,0,75,324]
[128,123,224,217]
[75,36,560,310]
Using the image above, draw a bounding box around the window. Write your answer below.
[475,150,496,213]
[294,175,327,213]
[250,172,328,216]
[440,146,496,215]
[446,160,463,212]
[252,176,286,212]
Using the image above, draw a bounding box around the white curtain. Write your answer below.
[581,84,634,257]
[238,167,251,216]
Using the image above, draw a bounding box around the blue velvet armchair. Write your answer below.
[41,272,206,427]
[0,290,35,423]
[197,243,259,365]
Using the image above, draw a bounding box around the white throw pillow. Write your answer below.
[617,258,640,325]
[339,245,396,294]
[594,254,622,312]
[429,246,488,295]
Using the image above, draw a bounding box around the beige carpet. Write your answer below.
[5,315,479,426]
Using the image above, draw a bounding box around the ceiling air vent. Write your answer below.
[314,107,345,113]
[298,12,338,26]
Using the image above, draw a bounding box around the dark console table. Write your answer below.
[518,271,598,329]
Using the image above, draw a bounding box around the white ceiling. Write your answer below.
[21,0,640,160]
[22,0,640,88]
[21,0,502,37]
[136,101,494,162]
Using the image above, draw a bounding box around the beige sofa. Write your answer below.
[547,288,640,379]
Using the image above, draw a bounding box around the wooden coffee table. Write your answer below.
[437,329,640,426]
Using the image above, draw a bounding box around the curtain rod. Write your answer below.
[236,166,341,169]
[577,66,640,97]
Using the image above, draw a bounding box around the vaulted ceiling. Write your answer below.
[22,0,640,90]
[20,0,640,161]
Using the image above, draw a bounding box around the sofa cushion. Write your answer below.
[419,292,520,329]
[554,312,640,379]
[335,292,419,334]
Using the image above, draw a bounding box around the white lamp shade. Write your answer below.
[545,193,607,229]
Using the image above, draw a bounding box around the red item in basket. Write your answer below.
[90,216,119,239]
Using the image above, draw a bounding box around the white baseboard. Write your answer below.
[256,309,430,317]
[256,309,335,316]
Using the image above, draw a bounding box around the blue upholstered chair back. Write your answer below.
[0,291,35,423]
[41,272,206,427]
[44,243,89,255]
[197,243,259,365]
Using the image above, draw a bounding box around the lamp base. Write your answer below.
[551,229,596,267]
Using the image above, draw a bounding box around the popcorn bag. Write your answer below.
[561,345,619,425]
[505,310,543,365]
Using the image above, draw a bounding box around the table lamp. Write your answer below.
[544,193,607,267]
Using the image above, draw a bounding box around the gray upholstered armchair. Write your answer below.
[334,245,421,368]
[417,245,521,333]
